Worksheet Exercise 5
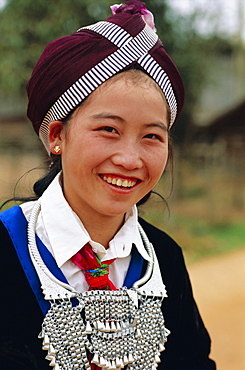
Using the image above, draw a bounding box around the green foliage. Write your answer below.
[0,0,233,142]
[0,0,115,93]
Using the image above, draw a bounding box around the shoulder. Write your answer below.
[0,206,22,237]
[0,205,29,268]
[0,205,27,237]
[138,217,188,292]
[139,217,178,243]
[0,204,27,225]
[0,217,12,246]
[0,206,24,260]
[138,217,183,260]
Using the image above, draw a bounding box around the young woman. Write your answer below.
[0,2,216,369]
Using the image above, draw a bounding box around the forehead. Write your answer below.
[104,70,165,93]
[79,70,170,118]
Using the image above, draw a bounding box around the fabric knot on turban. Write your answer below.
[111,1,156,32]
[26,0,184,152]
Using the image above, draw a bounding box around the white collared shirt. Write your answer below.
[20,174,151,292]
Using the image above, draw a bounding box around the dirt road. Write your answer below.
[187,248,245,370]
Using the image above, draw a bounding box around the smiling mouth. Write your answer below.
[101,175,138,188]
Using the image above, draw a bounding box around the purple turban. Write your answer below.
[26,1,184,151]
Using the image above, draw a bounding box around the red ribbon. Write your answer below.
[70,243,117,290]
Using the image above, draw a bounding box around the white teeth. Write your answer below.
[102,176,136,188]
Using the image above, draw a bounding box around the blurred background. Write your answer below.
[0,0,244,368]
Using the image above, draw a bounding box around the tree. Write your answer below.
[0,0,117,95]
[0,0,221,143]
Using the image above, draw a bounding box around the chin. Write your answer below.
[100,205,132,217]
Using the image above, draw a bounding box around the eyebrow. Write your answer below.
[90,113,123,122]
[90,113,169,131]
[145,122,169,132]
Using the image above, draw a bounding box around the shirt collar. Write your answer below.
[40,173,151,267]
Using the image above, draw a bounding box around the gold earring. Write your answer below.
[54,145,61,153]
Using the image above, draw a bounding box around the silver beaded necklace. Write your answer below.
[27,199,170,370]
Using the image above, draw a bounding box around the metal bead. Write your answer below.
[91,353,99,365]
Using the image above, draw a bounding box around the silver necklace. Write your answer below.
[27,199,170,370]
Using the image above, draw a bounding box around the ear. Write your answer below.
[48,121,65,155]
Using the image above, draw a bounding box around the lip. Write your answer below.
[99,174,141,190]
[100,173,140,181]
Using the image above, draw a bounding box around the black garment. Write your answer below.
[0,217,216,370]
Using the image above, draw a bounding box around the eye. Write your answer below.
[98,126,117,133]
[144,133,164,142]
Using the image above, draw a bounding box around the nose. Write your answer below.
[111,140,143,170]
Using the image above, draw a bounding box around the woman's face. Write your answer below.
[49,73,169,223]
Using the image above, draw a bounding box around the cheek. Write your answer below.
[61,143,82,178]
[148,147,169,179]
[151,163,167,183]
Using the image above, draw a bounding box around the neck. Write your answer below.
[72,206,125,248]
[86,216,125,249]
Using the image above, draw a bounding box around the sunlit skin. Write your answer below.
[49,72,169,247]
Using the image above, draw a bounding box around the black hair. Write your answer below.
[34,155,62,197]
[1,68,173,209]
